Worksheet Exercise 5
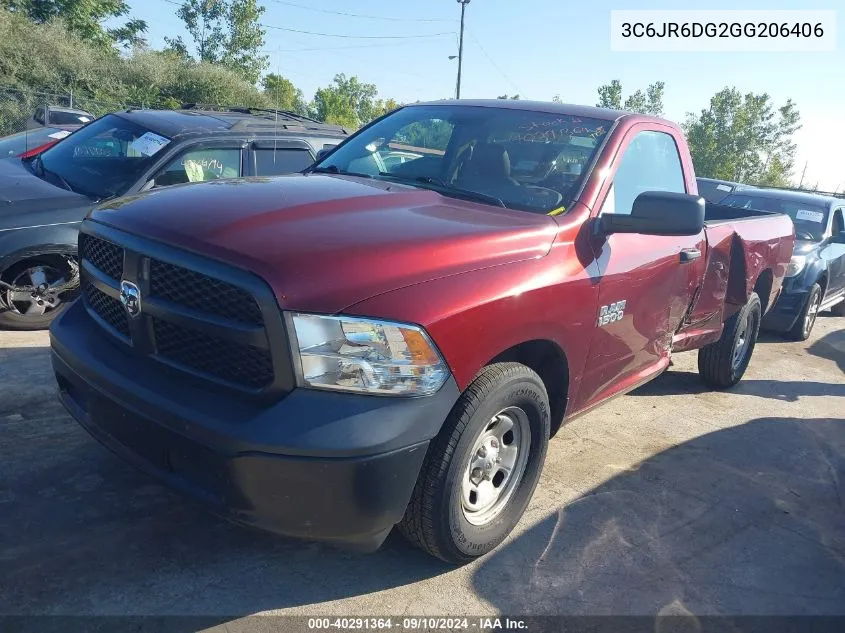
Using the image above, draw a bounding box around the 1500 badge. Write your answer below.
[598,300,626,326]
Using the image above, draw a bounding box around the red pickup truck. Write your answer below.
[50,100,794,564]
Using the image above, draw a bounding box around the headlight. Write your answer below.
[785,255,806,277]
[287,313,449,396]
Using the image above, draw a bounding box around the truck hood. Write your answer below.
[91,174,559,313]
[0,158,93,229]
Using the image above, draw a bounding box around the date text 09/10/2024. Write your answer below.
[307,617,529,631]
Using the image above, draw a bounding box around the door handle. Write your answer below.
[680,248,702,263]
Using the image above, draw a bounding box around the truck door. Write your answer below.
[823,207,845,297]
[576,127,706,409]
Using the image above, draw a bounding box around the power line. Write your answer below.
[162,0,454,39]
[267,0,452,23]
[261,40,450,53]
[262,24,454,39]
[465,28,521,95]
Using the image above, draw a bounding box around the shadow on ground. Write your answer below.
[630,371,844,401]
[809,328,845,373]
[3,345,845,624]
[473,416,845,616]
[0,346,451,621]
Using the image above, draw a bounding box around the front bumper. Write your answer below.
[762,287,808,332]
[51,300,460,550]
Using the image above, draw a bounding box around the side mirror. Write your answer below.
[831,231,845,244]
[601,191,705,237]
[315,144,338,162]
[139,179,155,193]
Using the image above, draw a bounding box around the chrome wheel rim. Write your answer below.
[732,312,754,371]
[804,292,820,338]
[460,407,531,526]
[4,265,66,316]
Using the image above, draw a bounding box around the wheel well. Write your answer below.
[1,253,76,281]
[817,272,828,298]
[753,268,774,313]
[489,340,569,437]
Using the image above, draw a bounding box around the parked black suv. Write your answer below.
[721,188,845,340]
[0,107,348,329]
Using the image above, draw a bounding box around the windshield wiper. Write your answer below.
[376,173,506,208]
[33,157,75,193]
[310,165,373,178]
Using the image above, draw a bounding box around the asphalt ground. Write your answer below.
[1,314,843,627]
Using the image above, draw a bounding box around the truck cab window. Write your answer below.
[155,148,241,187]
[832,208,844,235]
[255,148,314,175]
[603,130,686,215]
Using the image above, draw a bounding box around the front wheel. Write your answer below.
[398,362,550,564]
[0,260,78,331]
[698,292,762,388]
[787,283,821,341]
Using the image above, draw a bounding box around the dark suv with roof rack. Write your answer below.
[0,106,348,330]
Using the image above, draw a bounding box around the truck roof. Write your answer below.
[413,99,665,124]
[113,108,349,140]
[727,187,842,209]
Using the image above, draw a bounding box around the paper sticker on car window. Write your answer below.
[795,209,825,223]
[130,132,170,157]
[716,184,731,192]
[48,130,71,140]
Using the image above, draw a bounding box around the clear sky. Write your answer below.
[129,0,844,190]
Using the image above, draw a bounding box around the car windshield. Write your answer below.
[313,105,612,214]
[0,127,70,158]
[722,194,829,241]
[38,114,171,199]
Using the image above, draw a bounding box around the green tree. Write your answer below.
[1,0,147,48]
[496,94,520,100]
[169,0,267,83]
[312,73,378,128]
[262,73,307,114]
[684,87,801,186]
[596,79,664,116]
[221,0,267,84]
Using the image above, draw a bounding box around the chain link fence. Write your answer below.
[0,85,144,138]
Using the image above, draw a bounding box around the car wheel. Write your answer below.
[0,260,77,331]
[698,292,762,388]
[787,283,822,341]
[398,362,550,564]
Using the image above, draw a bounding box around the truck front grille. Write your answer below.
[149,259,263,325]
[152,318,274,389]
[83,281,130,338]
[77,227,290,395]
[79,233,124,281]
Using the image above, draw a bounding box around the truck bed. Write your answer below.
[673,202,795,351]
[704,201,787,225]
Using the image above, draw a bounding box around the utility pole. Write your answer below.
[456,0,471,99]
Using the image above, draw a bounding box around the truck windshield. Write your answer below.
[37,114,171,199]
[722,194,829,241]
[313,105,612,214]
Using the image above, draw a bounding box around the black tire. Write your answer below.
[786,283,822,341]
[0,260,76,331]
[831,300,845,317]
[698,292,762,388]
[398,362,551,564]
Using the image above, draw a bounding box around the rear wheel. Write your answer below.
[398,362,550,564]
[698,292,761,388]
[787,283,822,341]
[0,259,77,330]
